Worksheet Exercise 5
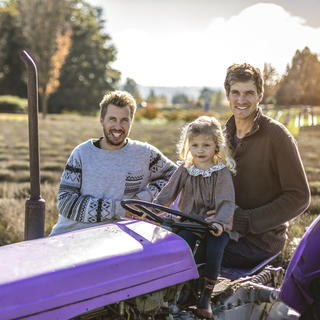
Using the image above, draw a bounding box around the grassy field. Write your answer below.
[0,110,319,268]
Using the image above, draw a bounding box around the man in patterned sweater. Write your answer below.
[50,91,176,236]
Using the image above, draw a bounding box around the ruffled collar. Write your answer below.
[187,162,225,177]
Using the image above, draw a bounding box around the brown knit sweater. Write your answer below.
[225,108,311,253]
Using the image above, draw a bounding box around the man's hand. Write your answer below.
[125,211,139,219]
[125,196,147,220]
[125,210,147,220]
[209,223,224,237]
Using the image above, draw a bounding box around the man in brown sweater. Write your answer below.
[221,63,310,268]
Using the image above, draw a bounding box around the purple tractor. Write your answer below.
[0,199,319,319]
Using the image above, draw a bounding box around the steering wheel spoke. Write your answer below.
[135,205,164,224]
[121,199,214,234]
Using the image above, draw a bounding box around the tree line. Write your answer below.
[263,47,320,107]
[1,0,320,115]
[0,0,119,116]
[125,46,320,110]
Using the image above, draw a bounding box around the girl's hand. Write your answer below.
[205,210,216,223]
[209,223,224,237]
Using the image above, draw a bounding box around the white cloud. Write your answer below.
[111,3,320,87]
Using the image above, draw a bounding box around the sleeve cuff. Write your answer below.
[232,207,249,235]
[136,189,153,202]
[212,222,224,231]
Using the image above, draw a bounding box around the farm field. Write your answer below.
[0,109,319,268]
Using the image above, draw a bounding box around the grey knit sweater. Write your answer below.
[50,139,176,235]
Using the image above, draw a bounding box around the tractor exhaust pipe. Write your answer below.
[20,50,45,240]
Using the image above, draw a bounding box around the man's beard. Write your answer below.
[103,128,126,146]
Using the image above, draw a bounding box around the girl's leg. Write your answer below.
[197,232,229,318]
[177,230,200,252]
[197,277,217,318]
[205,232,230,280]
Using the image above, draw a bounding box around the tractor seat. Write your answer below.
[220,252,280,280]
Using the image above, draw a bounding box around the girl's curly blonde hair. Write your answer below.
[178,116,236,174]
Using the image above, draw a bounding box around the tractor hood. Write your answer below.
[0,220,198,320]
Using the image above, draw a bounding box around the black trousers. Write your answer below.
[222,237,275,269]
[178,230,229,281]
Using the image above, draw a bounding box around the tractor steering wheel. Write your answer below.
[121,199,218,234]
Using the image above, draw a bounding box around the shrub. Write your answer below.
[41,171,60,183]
[13,184,31,200]
[13,142,29,150]
[0,155,10,162]
[41,162,64,171]
[305,167,320,182]
[6,160,29,171]
[309,181,320,195]
[309,196,320,214]
[181,110,208,122]
[0,199,24,245]
[274,212,317,268]
[0,170,15,182]
[0,95,28,113]
[162,109,184,121]
[13,171,30,183]
[135,106,160,120]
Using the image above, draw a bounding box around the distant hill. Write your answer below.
[138,85,220,101]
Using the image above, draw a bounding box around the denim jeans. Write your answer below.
[178,230,229,281]
[222,237,275,269]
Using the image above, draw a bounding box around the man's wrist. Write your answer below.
[136,189,153,202]
[232,207,249,234]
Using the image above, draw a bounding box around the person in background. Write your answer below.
[155,116,237,318]
[221,63,310,269]
[50,90,176,236]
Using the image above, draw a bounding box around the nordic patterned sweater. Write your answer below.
[50,139,176,235]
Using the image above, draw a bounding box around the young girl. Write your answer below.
[154,116,238,318]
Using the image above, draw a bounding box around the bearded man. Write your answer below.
[50,90,176,235]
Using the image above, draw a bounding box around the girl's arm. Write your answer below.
[135,145,177,202]
[211,167,236,231]
[153,165,186,207]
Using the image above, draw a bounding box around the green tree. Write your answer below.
[0,1,26,97]
[49,1,120,114]
[147,89,157,104]
[262,63,279,105]
[198,87,216,110]
[123,77,138,95]
[213,90,224,107]
[17,0,72,117]
[172,93,189,105]
[276,47,320,106]
[200,88,215,101]
[123,77,143,104]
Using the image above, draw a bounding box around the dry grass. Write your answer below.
[0,112,319,269]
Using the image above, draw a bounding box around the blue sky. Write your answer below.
[88,0,320,88]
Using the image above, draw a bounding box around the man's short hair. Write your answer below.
[224,63,264,95]
[99,90,137,119]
